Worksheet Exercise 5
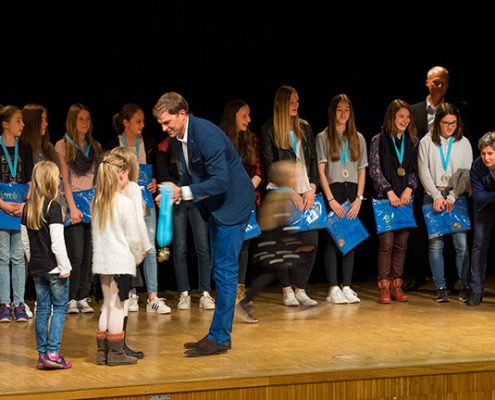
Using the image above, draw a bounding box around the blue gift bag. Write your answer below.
[422,196,471,239]
[0,182,29,231]
[289,193,328,232]
[372,198,417,234]
[244,209,261,241]
[138,164,153,208]
[326,200,370,255]
[64,188,95,226]
[157,184,173,247]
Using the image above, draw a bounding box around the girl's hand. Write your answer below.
[147,178,157,194]
[59,273,70,279]
[291,192,304,210]
[387,191,401,207]
[400,188,412,206]
[433,197,445,212]
[445,198,455,212]
[69,207,83,224]
[302,190,315,210]
[346,198,362,219]
[329,199,345,218]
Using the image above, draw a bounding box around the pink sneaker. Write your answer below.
[43,353,72,369]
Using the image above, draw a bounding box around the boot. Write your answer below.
[96,330,108,365]
[390,278,408,302]
[106,332,138,366]
[378,279,391,304]
[123,316,144,359]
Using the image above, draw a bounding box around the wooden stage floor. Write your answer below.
[3,280,495,400]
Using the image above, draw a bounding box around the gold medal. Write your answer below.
[441,174,450,183]
[338,239,345,248]
[397,167,406,177]
[157,247,170,262]
[342,169,349,178]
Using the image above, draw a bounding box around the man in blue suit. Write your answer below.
[153,92,255,356]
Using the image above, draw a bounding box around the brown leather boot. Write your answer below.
[378,279,391,304]
[391,278,408,302]
[107,332,137,366]
[96,330,107,365]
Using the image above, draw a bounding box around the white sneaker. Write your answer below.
[146,297,171,314]
[295,289,318,306]
[67,299,80,314]
[199,292,215,310]
[77,297,95,313]
[24,303,34,318]
[282,290,300,306]
[326,286,348,304]
[342,286,360,303]
[128,291,139,312]
[177,291,191,310]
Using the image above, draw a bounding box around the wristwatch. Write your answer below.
[357,194,364,201]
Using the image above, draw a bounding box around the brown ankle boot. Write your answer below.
[107,332,137,366]
[391,278,408,302]
[96,330,107,365]
[378,279,391,304]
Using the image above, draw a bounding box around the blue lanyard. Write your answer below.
[391,133,405,165]
[64,133,91,158]
[339,138,349,167]
[271,186,292,192]
[121,133,140,156]
[290,131,297,156]
[439,136,454,172]
[0,136,19,180]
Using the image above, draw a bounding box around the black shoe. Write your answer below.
[467,292,483,307]
[184,338,229,357]
[124,343,144,359]
[184,335,232,350]
[436,288,449,303]
[403,277,425,292]
[458,287,471,303]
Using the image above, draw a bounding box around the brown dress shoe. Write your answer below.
[184,335,231,349]
[184,338,229,357]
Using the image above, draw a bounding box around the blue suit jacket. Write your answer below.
[174,115,255,225]
[471,156,495,213]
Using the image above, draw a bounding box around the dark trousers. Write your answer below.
[471,206,495,294]
[65,222,92,300]
[377,229,410,280]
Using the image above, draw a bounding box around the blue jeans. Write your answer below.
[172,201,211,292]
[143,206,158,293]
[0,230,25,306]
[207,217,248,346]
[429,232,469,289]
[33,275,69,354]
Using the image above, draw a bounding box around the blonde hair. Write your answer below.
[92,152,128,230]
[110,146,138,182]
[273,86,304,149]
[25,161,60,230]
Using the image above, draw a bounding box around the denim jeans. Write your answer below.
[33,275,69,354]
[64,222,92,300]
[207,216,248,346]
[0,230,25,306]
[142,206,158,293]
[172,201,211,293]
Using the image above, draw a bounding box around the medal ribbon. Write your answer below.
[339,138,349,168]
[392,133,405,167]
[439,136,454,173]
[65,133,91,158]
[121,133,140,156]
[0,136,18,180]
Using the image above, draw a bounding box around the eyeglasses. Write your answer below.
[440,120,457,127]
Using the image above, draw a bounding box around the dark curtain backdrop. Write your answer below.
[3,1,495,289]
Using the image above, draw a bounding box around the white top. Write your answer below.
[92,192,147,275]
[418,132,473,201]
[123,181,152,253]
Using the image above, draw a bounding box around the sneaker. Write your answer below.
[146,297,171,314]
[295,289,318,306]
[199,292,215,310]
[67,299,79,314]
[77,298,94,313]
[236,301,258,323]
[128,290,139,312]
[282,290,300,306]
[36,354,47,370]
[43,353,72,369]
[342,286,360,303]
[0,303,12,322]
[14,303,29,321]
[459,287,471,303]
[436,288,449,303]
[25,303,34,318]
[177,291,191,310]
[326,286,349,304]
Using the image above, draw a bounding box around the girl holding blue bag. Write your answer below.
[418,103,472,303]
[369,99,419,304]
[316,94,368,304]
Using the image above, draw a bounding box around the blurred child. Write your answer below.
[21,161,72,369]
[92,152,147,366]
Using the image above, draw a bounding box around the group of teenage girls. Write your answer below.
[0,82,492,368]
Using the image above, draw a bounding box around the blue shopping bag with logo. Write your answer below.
[244,209,261,241]
[372,197,417,234]
[0,182,29,231]
[289,193,328,232]
[138,164,153,208]
[64,188,95,226]
[422,196,471,239]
